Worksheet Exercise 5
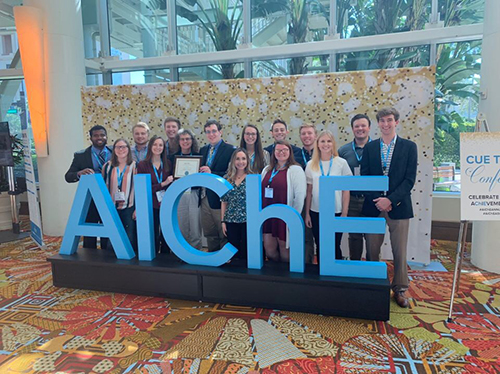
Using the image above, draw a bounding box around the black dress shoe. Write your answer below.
[394,291,409,308]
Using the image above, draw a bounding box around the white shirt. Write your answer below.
[305,157,352,213]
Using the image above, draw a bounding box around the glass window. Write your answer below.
[177,0,242,55]
[336,45,430,72]
[108,0,169,59]
[439,0,484,26]
[337,0,431,39]
[112,69,171,85]
[0,32,18,70]
[82,0,101,58]
[251,0,329,47]
[433,40,481,192]
[86,74,104,86]
[178,64,243,81]
[253,55,329,77]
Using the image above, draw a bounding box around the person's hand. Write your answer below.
[200,166,211,173]
[77,168,94,177]
[305,214,312,228]
[222,222,227,236]
[132,210,137,220]
[341,212,348,217]
[373,197,392,212]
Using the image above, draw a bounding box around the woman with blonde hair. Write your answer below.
[221,148,253,261]
[261,140,306,262]
[305,131,352,262]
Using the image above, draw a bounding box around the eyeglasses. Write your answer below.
[180,137,192,142]
[275,148,290,154]
[115,145,128,150]
[244,132,257,137]
[205,130,219,135]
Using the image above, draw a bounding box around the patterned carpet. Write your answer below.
[0,237,499,373]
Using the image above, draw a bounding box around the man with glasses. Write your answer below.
[264,119,304,167]
[199,120,235,252]
[65,125,112,249]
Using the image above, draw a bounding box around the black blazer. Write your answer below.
[360,137,417,220]
[264,143,305,168]
[200,140,235,209]
[65,146,112,183]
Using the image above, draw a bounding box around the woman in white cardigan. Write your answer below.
[261,140,306,262]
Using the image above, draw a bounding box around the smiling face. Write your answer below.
[300,127,317,148]
[179,133,193,154]
[352,118,370,142]
[204,124,222,146]
[164,121,179,140]
[151,138,164,156]
[133,126,149,146]
[378,114,398,138]
[91,129,107,149]
[234,151,248,171]
[271,122,288,142]
[274,143,290,164]
[317,134,334,156]
[114,140,129,160]
[243,127,258,146]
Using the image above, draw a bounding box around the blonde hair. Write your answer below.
[132,122,150,133]
[299,123,317,134]
[309,131,338,172]
[226,148,253,183]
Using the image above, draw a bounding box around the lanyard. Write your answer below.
[166,141,170,156]
[116,165,128,191]
[268,166,282,185]
[250,153,255,167]
[92,148,108,168]
[207,141,221,167]
[352,138,370,163]
[302,149,311,166]
[320,157,333,176]
[152,160,163,183]
[135,147,146,162]
[380,138,395,169]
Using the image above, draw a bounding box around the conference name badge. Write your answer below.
[265,187,273,198]
[114,191,126,202]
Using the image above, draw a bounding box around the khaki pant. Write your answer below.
[301,207,315,264]
[201,195,227,252]
[178,189,202,250]
[347,195,365,260]
[365,211,410,293]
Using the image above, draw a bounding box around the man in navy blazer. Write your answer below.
[199,120,235,252]
[65,125,112,249]
[361,107,418,308]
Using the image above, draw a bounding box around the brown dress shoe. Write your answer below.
[394,291,409,308]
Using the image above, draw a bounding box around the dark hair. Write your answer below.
[163,117,181,129]
[144,135,171,173]
[89,125,107,137]
[111,138,133,167]
[240,124,266,173]
[176,128,200,154]
[350,114,371,127]
[269,140,298,170]
[204,119,222,131]
[376,107,400,122]
[271,119,287,131]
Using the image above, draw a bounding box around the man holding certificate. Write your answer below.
[199,120,235,252]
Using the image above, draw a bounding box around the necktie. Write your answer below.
[98,150,106,167]
[207,147,214,166]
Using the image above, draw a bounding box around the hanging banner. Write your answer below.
[460,132,500,221]
[21,122,45,248]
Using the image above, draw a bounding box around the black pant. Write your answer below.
[153,208,169,254]
[310,211,343,264]
[108,206,137,253]
[226,222,247,261]
[84,201,108,249]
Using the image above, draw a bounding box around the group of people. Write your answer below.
[65,107,417,308]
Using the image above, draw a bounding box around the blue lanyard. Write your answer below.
[302,149,310,166]
[268,167,282,185]
[352,138,369,163]
[320,157,333,176]
[380,138,395,169]
[207,141,221,167]
[135,147,146,162]
[250,153,255,167]
[152,160,163,184]
[92,148,108,168]
[116,165,128,190]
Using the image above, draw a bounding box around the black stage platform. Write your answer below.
[48,248,390,321]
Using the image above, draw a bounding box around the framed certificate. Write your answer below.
[173,155,203,179]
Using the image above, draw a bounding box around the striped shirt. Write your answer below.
[102,161,137,210]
